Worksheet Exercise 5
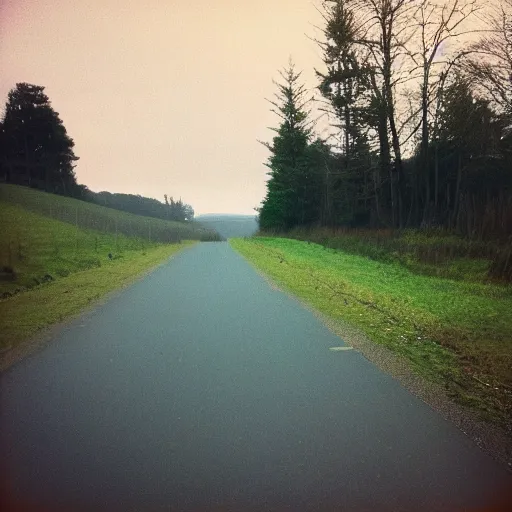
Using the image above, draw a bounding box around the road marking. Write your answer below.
[329,346,354,352]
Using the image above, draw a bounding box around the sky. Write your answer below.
[0,0,325,215]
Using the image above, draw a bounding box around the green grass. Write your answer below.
[231,237,512,427]
[284,226,512,283]
[0,184,220,243]
[0,201,169,295]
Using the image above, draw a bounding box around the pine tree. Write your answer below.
[316,1,373,227]
[1,83,79,195]
[259,62,316,230]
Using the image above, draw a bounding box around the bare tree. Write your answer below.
[348,0,420,227]
[407,0,481,224]
[464,0,512,115]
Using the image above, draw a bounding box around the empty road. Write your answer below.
[1,242,510,511]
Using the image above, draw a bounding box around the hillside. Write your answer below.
[0,185,203,352]
[0,184,220,243]
[196,214,258,240]
[0,184,220,299]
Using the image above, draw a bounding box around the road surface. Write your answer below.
[1,242,510,511]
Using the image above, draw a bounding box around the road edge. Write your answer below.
[229,240,512,472]
[0,242,196,373]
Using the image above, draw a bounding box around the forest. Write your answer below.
[259,0,512,277]
[0,83,195,222]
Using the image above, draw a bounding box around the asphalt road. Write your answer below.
[1,242,510,511]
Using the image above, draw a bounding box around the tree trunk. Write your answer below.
[434,143,439,215]
[385,72,404,228]
[452,152,462,229]
[421,70,430,227]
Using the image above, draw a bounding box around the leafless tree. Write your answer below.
[407,0,481,224]
[346,0,421,226]
[464,0,512,116]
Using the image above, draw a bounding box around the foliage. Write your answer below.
[0,83,79,195]
[259,62,322,230]
[86,190,195,223]
[164,194,194,221]
[257,0,512,239]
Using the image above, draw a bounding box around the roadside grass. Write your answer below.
[230,237,512,428]
[0,184,220,243]
[281,226,512,283]
[0,242,194,355]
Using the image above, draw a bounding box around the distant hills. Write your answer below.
[196,214,258,240]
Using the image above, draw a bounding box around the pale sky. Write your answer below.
[0,0,324,215]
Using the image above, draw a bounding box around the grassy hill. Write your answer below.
[0,184,219,298]
[0,184,220,245]
[196,214,258,239]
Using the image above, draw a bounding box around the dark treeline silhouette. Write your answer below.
[88,191,194,222]
[259,0,512,240]
[0,83,79,196]
[0,83,195,223]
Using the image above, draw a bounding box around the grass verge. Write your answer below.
[230,237,512,430]
[0,242,194,362]
[281,226,512,283]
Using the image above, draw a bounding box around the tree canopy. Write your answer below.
[259,62,323,230]
[257,0,512,239]
[0,83,79,195]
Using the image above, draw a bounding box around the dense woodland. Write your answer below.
[259,0,512,240]
[0,83,195,222]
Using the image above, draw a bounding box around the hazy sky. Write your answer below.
[0,0,324,215]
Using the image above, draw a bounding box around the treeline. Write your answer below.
[0,83,195,223]
[260,0,512,239]
[86,191,194,222]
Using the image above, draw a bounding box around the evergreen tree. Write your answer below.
[259,62,315,230]
[316,1,374,227]
[316,0,370,161]
[0,83,79,195]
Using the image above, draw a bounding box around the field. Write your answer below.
[0,185,198,356]
[231,237,512,429]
